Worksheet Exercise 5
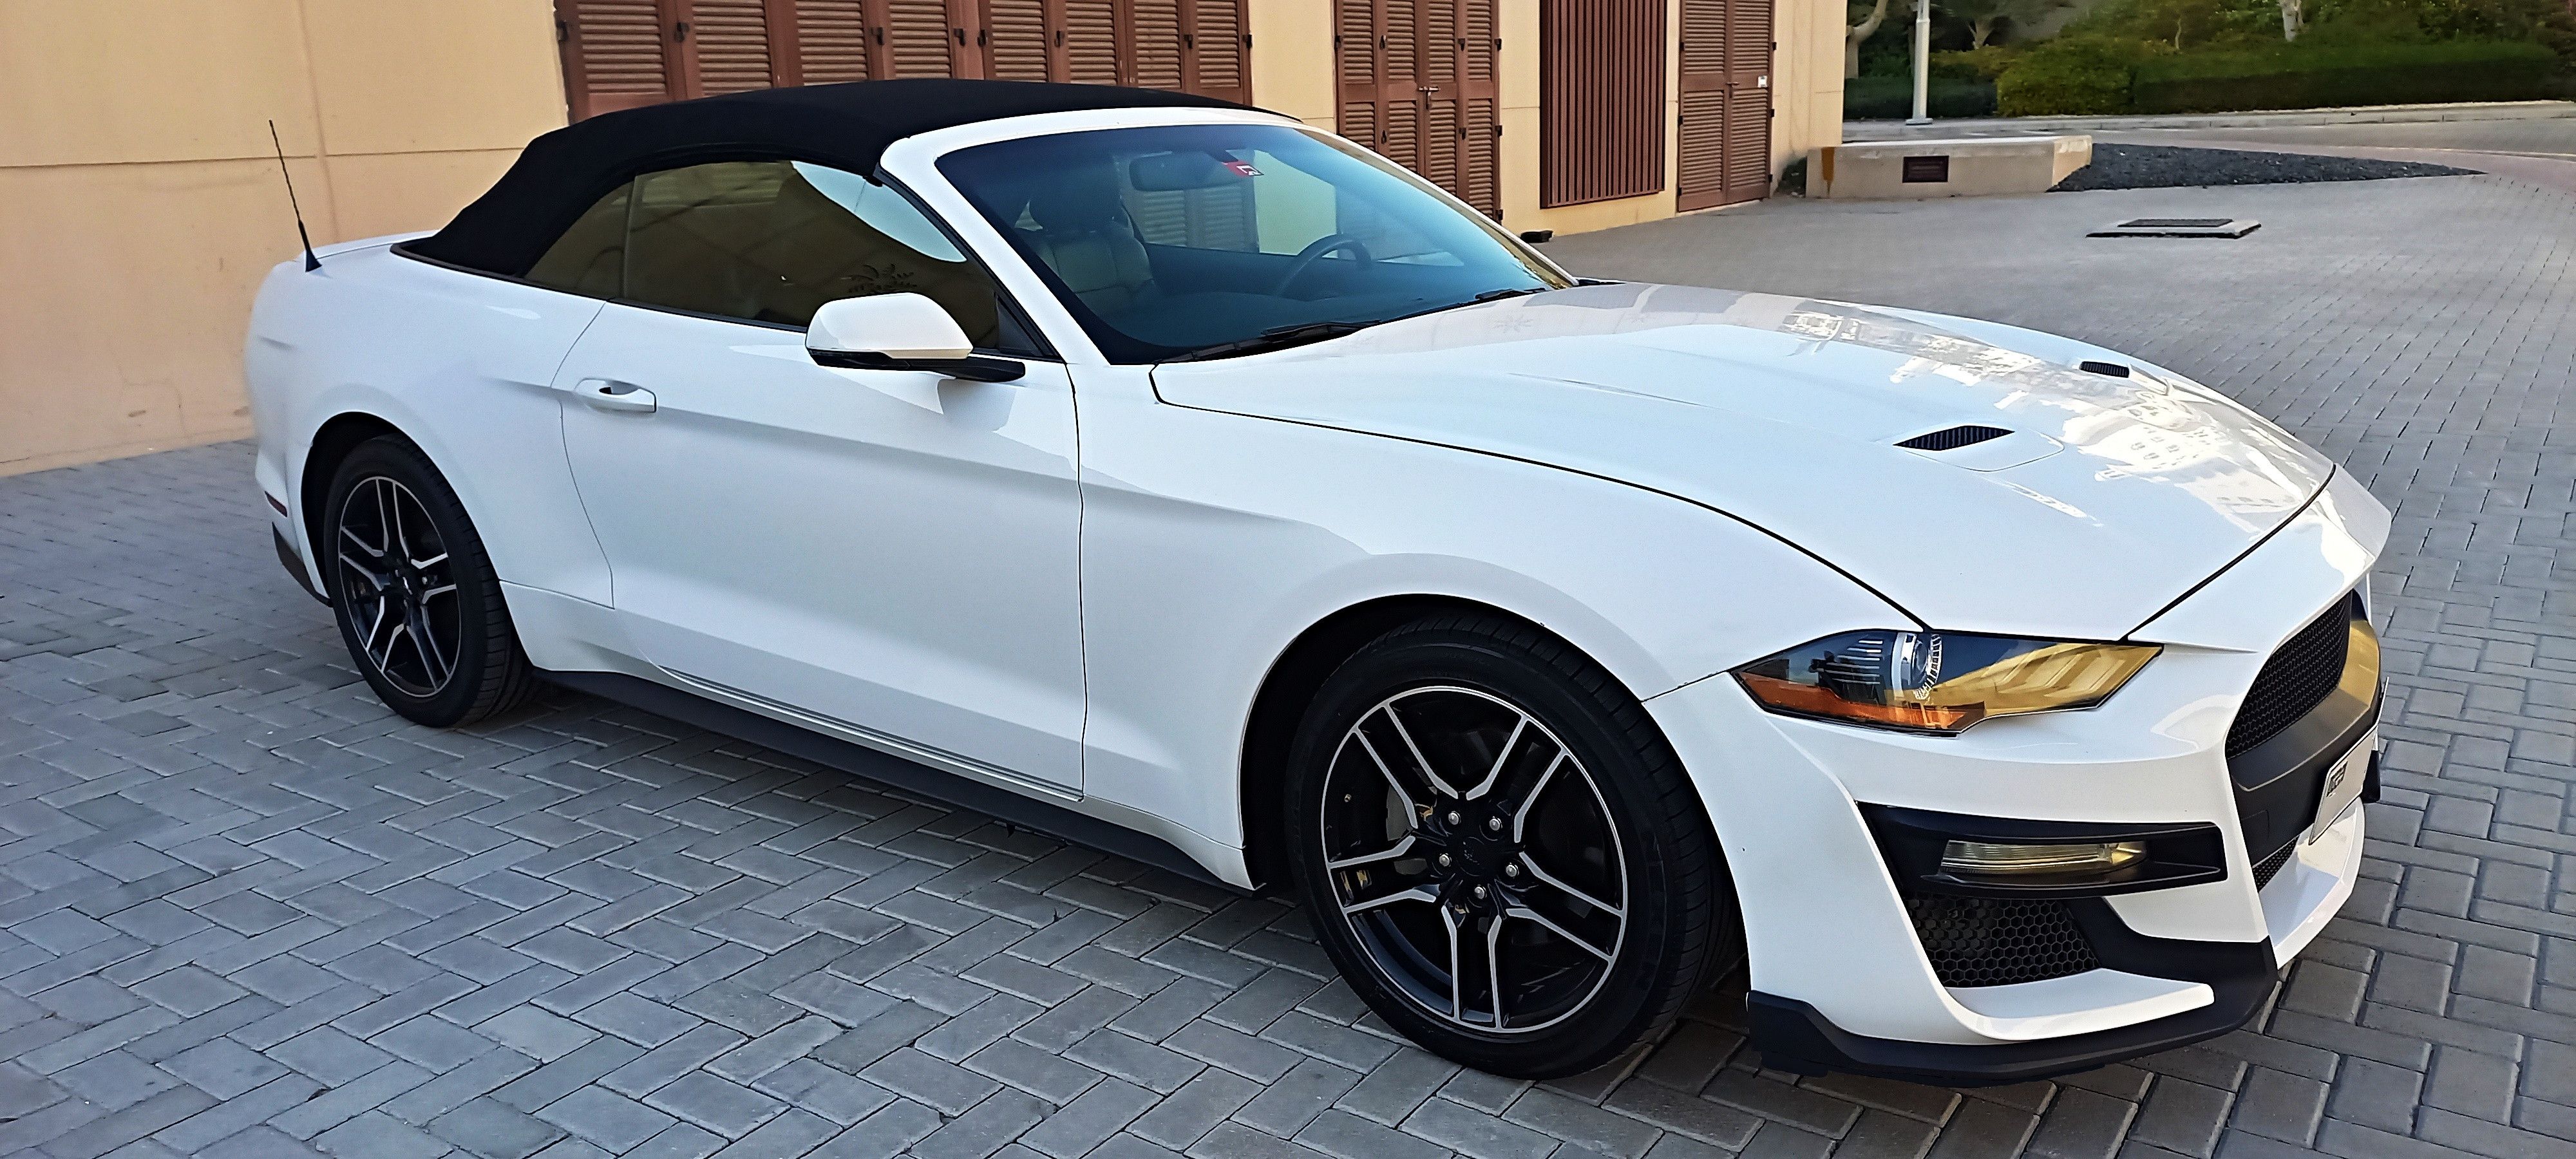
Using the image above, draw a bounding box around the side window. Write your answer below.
[525,183,629,297]
[620,160,1016,350]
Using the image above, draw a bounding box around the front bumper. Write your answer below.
[1645,471,2387,1084]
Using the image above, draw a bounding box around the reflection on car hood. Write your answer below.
[1150,282,2333,640]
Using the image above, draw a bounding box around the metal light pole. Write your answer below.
[1906,0,1933,126]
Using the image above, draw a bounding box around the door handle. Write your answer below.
[574,379,657,414]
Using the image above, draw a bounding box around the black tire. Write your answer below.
[321,436,537,728]
[1282,613,1729,1079]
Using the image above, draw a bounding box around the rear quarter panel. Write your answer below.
[245,242,612,605]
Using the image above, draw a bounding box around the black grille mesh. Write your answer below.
[2252,842,2297,890]
[1903,896,2101,988]
[1898,424,2012,452]
[2228,599,2353,758]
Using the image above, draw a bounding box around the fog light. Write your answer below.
[1940,840,2146,879]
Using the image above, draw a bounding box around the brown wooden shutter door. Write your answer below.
[558,0,1246,118]
[881,0,966,77]
[1540,0,1664,208]
[688,0,788,94]
[971,0,1249,91]
[1183,0,1251,104]
[1334,0,1499,218]
[981,0,1048,79]
[796,0,871,82]
[1061,1,1121,83]
[1676,0,1771,211]
[558,0,683,119]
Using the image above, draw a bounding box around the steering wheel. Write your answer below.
[1272,234,1376,296]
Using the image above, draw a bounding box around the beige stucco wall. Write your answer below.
[6,0,1838,475]
[1249,0,1338,129]
[0,0,567,476]
[1773,0,1847,177]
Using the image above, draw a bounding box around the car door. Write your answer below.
[546,159,1087,791]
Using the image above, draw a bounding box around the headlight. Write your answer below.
[1733,630,2159,734]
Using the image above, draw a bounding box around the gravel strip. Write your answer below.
[2050,142,2476,191]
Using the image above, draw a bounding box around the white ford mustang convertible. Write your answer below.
[247,80,2387,1082]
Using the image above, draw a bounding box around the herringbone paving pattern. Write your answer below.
[1,172,2569,1158]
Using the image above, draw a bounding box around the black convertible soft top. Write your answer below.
[407,79,1253,278]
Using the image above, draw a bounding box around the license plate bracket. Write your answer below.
[2307,728,2376,843]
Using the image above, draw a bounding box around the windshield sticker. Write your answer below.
[1221,159,1262,178]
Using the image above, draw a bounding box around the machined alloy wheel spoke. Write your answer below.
[408,605,453,686]
[339,552,386,588]
[368,619,406,672]
[1461,716,1526,800]
[1325,834,1416,872]
[1509,753,1566,843]
[1341,885,1439,917]
[336,475,461,699]
[1352,730,1425,822]
[362,601,397,666]
[383,482,411,561]
[1321,685,1627,1035]
[1517,851,1624,919]
[1384,706,1464,799]
[1442,905,1465,1021]
[1506,904,1617,963]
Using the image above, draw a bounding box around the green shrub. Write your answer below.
[2129,39,2561,111]
[2069,0,2281,49]
[1933,45,2022,82]
[1995,36,2157,115]
[1842,75,2003,118]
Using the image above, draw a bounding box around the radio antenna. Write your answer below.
[268,120,321,271]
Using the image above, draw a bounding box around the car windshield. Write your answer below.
[938,123,1569,363]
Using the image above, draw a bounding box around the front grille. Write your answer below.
[2227,598,2353,758]
[2251,842,2297,890]
[1903,896,2100,988]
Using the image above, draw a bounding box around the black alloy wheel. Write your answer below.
[1285,614,1729,1079]
[322,437,536,727]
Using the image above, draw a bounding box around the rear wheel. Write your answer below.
[1283,614,1727,1078]
[321,437,536,727]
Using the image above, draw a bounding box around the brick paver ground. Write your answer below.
[3,171,2571,1159]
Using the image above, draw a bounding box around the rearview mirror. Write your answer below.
[806,294,1021,382]
[1129,151,1238,191]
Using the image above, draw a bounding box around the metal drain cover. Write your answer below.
[2090,218,2260,238]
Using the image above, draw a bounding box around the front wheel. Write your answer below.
[321,436,536,727]
[1283,614,1729,1078]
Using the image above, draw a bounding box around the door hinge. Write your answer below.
[672,20,690,41]
[556,17,567,43]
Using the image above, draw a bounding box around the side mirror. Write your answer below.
[806,294,1023,382]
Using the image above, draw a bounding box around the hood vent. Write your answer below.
[1898,424,2012,452]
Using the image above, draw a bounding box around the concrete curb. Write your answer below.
[1844,100,2576,140]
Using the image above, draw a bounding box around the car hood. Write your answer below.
[1151,282,2333,640]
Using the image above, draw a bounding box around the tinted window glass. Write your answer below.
[591,160,1018,350]
[525,183,628,298]
[939,124,1566,363]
